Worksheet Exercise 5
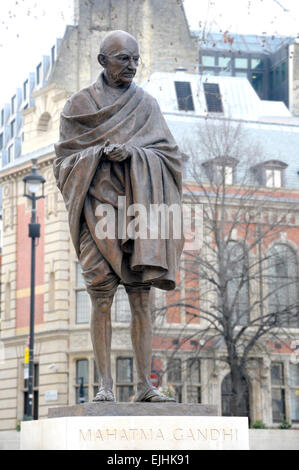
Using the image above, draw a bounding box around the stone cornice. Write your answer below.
[0,147,55,182]
[31,82,69,100]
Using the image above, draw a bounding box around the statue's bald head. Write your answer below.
[98,30,140,88]
[99,30,139,56]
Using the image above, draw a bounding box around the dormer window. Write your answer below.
[252,160,287,188]
[36,63,42,86]
[11,95,16,114]
[202,157,237,185]
[266,168,282,188]
[23,80,28,101]
[216,164,233,185]
[10,119,16,139]
[203,83,223,113]
[174,81,195,111]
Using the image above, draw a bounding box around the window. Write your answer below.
[267,245,299,328]
[174,81,195,111]
[23,80,28,101]
[36,63,42,86]
[235,58,248,69]
[271,362,299,424]
[251,72,263,94]
[221,373,249,417]
[113,287,131,322]
[271,362,286,422]
[10,119,16,139]
[37,112,51,132]
[252,160,287,187]
[116,358,134,402]
[0,133,3,150]
[251,58,263,70]
[187,358,201,403]
[75,359,89,403]
[201,55,215,66]
[203,157,237,185]
[216,164,233,185]
[289,363,299,422]
[11,95,16,114]
[203,83,223,113]
[234,71,248,77]
[75,263,90,324]
[226,242,249,326]
[167,358,182,402]
[202,69,217,76]
[24,363,39,420]
[266,168,282,188]
[218,57,231,68]
[7,144,14,163]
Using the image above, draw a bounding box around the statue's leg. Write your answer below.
[126,287,175,402]
[90,294,115,401]
[78,221,119,401]
[127,289,153,391]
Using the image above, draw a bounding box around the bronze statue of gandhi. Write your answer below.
[54,30,184,402]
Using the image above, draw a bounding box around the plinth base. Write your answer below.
[21,403,249,450]
[48,402,217,418]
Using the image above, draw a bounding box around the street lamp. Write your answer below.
[23,158,45,420]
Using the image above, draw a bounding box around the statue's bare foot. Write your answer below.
[93,387,115,402]
[134,385,176,402]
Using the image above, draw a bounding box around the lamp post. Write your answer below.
[23,158,45,420]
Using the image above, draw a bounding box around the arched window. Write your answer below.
[225,241,249,326]
[267,244,299,327]
[37,112,51,132]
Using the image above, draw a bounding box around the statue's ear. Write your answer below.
[98,54,106,67]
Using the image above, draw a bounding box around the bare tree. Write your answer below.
[152,117,299,417]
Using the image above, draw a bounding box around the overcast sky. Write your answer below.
[0,0,298,107]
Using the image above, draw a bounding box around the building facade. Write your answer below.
[0,0,299,431]
[197,31,299,115]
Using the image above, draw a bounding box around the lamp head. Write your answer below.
[23,159,45,199]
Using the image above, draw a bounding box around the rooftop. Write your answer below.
[194,31,295,55]
[143,71,297,123]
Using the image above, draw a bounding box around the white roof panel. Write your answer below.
[142,72,293,122]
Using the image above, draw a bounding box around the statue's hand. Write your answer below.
[103,143,132,162]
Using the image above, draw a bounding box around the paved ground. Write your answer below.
[0,431,20,450]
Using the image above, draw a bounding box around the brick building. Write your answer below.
[0,0,298,430]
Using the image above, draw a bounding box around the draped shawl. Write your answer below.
[54,73,184,290]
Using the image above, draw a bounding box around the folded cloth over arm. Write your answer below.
[54,73,184,291]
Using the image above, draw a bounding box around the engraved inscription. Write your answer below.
[79,427,239,442]
[79,428,165,441]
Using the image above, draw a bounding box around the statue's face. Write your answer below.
[99,35,140,87]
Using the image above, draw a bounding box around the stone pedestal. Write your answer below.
[48,402,217,418]
[20,403,249,450]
